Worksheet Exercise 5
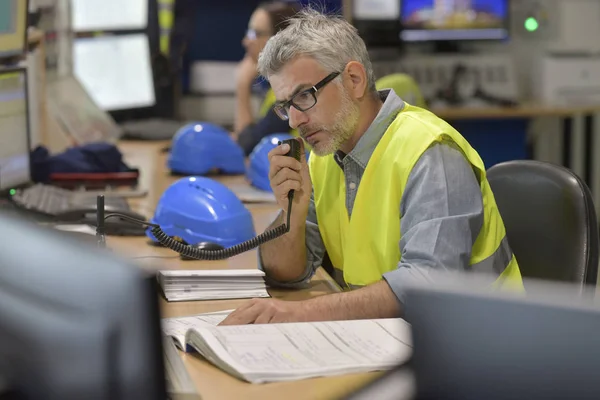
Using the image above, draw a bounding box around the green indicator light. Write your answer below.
[9,189,15,195]
[525,17,539,32]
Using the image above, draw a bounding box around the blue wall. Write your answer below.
[181,1,342,92]
[186,0,342,62]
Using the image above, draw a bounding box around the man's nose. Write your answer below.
[288,106,308,130]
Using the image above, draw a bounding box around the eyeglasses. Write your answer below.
[273,72,341,121]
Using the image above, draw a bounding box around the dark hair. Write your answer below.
[259,1,302,35]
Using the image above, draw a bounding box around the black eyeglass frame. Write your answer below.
[273,71,341,121]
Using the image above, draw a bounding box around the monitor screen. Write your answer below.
[47,74,123,144]
[0,0,28,57]
[70,0,148,31]
[73,34,156,111]
[354,0,401,20]
[0,68,30,191]
[400,0,509,42]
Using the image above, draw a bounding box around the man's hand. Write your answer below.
[218,298,310,325]
[268,138,312,218]
[218,281,402,326]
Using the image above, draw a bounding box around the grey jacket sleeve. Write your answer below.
[382,142,484,305]
[258,191,325,288]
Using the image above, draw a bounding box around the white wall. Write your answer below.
[388,0,600,99]
[484,0,600,99]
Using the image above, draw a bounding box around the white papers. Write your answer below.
[185,318,412,383]
[158,270,270,302]
[162,309,233,350]
[228,183,276,204]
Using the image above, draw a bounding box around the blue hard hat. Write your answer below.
[146,176,256,247]
[246,133,309,192]
[168,122,246,175]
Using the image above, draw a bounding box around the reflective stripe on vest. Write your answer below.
[308,103,523,291]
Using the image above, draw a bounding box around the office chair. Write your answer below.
[487,160,599,286]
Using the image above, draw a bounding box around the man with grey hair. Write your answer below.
[220,8,522,326]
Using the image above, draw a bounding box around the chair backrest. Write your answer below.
[487,160,599,286]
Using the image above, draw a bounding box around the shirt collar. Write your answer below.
[334,89,405,169]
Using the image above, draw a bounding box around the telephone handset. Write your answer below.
[100,139,302,260]
[282,138,301,201]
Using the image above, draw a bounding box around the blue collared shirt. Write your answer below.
[260,89,484,305]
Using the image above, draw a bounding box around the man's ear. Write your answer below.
[344,61,368,100]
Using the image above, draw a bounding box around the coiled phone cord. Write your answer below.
[98,139,300,261]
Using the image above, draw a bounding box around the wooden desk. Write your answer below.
[432,102,600,218]
[109,141,390,400]
[433,102,600,120]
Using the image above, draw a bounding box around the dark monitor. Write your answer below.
[343,274,600,400]
[0,212,166,400]
[400,0,509,42]
[405,274,600,400]
[0,67,31,192]
[0,0,28,58]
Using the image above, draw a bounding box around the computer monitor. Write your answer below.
[47,73,123,145]
[344,273,600,400]
[73,34,156,111]
[400,0,509,42]
[0,0,28,58]
[70,0,148,31]
[0,67,31,192]
[353,0,403,48]
[0,212,167,400]
[353,0,400,20]
[403,274,600,400]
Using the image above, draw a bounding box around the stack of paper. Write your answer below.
[157,269,270,302]
[162,310,413,384]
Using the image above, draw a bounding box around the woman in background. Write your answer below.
[233,1,301,155]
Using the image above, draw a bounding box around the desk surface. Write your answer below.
[433,102,600,120]
[108,141,388,400]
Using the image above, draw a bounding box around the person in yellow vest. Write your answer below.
[233,1,302,155]
[375,73,427,109]
[220,8,522,326]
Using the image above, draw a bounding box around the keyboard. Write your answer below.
[10,183,134,218]
[3,184,148,236]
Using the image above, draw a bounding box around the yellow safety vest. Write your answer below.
[158,0,175,54]
[308,103,523,290]
[259,88,277,118]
